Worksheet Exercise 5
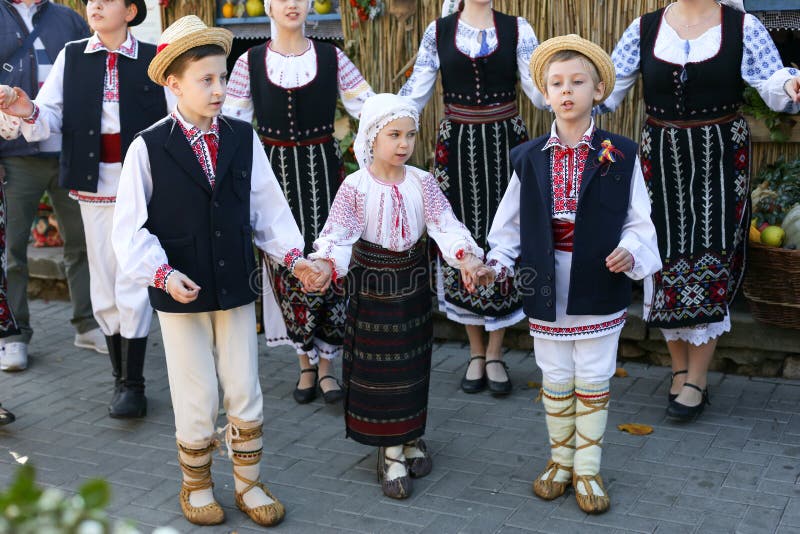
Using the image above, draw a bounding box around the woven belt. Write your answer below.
[444,102,519,124]
[352,237,427,271]
[259,134,333,147]
[552,219,575,253]
[646,113,740,129]
[100,133,121,164]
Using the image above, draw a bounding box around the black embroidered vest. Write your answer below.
[247,40,338,141]
[436,11,518,106]
[640,5,745,121]
[61,40,167,191]
[139,116,258,313]
[511,129,639,322]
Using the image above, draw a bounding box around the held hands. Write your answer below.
[0,86,34,118]
[294,258,333,294]
[605,247,633,273]
[166,271,201,303]
[785,76,800,104]
[460,254,496,294]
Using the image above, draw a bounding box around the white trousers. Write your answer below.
[80,203,151,338]
[157,303,263,445]
[533,332,620,384]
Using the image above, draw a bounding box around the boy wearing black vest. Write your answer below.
[473,36,661,514]
[111,16,317,528]
[0,0,172,418]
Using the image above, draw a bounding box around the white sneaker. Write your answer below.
[1,342,28,371]
[74,328,109,354]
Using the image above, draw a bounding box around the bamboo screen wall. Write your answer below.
[339,0,800,171]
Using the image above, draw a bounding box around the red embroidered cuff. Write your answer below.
[486,259,508,282]
[322,258,338,284]
[455,248,465,261]
[153,264,174,292]
[283,248,303,272]
[22,103,39,124]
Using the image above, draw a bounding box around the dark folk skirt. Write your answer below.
[0,183,18,338]
[640,116,750,328]
[434,107,528,318]
[342,238,433,447]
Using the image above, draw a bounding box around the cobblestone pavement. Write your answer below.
[2,299,800,533]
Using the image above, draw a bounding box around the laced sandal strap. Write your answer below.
[468,355,486,363]
[549,429,576,450]
[383,453,407,467]
[542,460,573,479]
[573,473,606,495]
[575,430,603,451]
[319,375,340,385]
[544,402,576,418]
[683,383,711,405]
[232,466,260,497]
[230,425,263,444]
[300,367,318,375]
[576,395,609,416]
[485,360,508,370]
[177,440,219,492]
[671,369,688,379]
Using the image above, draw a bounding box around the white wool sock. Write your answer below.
[541,380,576,484]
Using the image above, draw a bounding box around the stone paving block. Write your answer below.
[584,511,656,533]
[681,469,726,497]
[630,501,701,526]
[635,476,683,507]
[722,462,765,490]
[737,505,783,533]
[536,517,617,534]
[716,486,789,509]
[777,527,800,534]
[635,437,677,463]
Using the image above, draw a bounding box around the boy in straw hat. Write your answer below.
[0,0,171,417]
[470,35,661,514]
[111,15,319,527]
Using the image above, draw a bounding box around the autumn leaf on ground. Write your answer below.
[617,423,653,436]
[527,381,541,389]
[614,368,628,377]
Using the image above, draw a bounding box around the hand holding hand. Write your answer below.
[299,259,333,293]
[473,265,497,288]
[166,271,201,303]
[0,86,34,118]
[459,253,485,293]
[785,76,800,104]
[605,247,633,273]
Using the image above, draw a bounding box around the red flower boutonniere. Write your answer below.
[597,139,624,175]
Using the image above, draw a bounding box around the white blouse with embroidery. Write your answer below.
[309,165,482,275]
[399,16,546,111]
[603,7,800,114]
[486,121,662,341]
[223,42,374,121]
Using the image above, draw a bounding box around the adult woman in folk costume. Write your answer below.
[223,0,374,404]
[603,0,800,419]
[399,0,545,396]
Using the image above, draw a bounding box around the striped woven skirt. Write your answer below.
[434,102,528,323]
[640,115,750,329]
[260,136,346,361]
[343,238,433,447]
[0,183,19,338]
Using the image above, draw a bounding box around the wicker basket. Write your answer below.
[743,242,800,330]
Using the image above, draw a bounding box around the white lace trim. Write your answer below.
[354,101,419,169]
[660,314,731,346]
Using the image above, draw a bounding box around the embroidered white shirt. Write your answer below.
[399,16,546,111]
[309,165,482,276]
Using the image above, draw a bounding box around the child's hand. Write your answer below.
[166,271,201,303]
[473,265,497,288]
[459,254,485,293]
[0,86,34,118]
[306,259,333,293]
[606,247,633,273]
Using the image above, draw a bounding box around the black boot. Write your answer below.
[106,334,123,405]
[109,337,148,418]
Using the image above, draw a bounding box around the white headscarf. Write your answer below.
[354,94,419,170]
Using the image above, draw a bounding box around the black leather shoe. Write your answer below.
[667,383,710,421]
[319,375,344,404]
[486,359,512,397]
[293,367,318,404]
[0,403,15,426]
[461,356,486,394]
[668,369,687,403]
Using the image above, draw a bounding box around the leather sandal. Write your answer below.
[461,356,487,394]
[404,439,432,478]
[293,367,318,404]
[0,403,15,426]
[486,359,512,397]
[319,375,344,404]
[668,369,687,402]
[532,459,572,500]
[667,383,710,421]
[573,473,610,514]
[377,447,411,499]
[176,441,225,526]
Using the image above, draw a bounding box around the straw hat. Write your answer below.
[147,16,233,86]
[529,34,616,102]
[81,0,147,26]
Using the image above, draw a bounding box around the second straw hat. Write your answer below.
[148,15,233,86]
[529,34,616,102]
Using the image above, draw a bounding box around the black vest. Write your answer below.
[640,5,745,121]
[61,40,167,191]
[247,40,338,141]
[511,129,639,322]
[436,11,518,106]
[139,116,258,313]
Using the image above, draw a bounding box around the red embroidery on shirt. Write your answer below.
[153,264,174,291]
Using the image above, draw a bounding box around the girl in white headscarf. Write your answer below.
[222,0,374,406]
[308,93,484,500]
[399,0,547,398]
